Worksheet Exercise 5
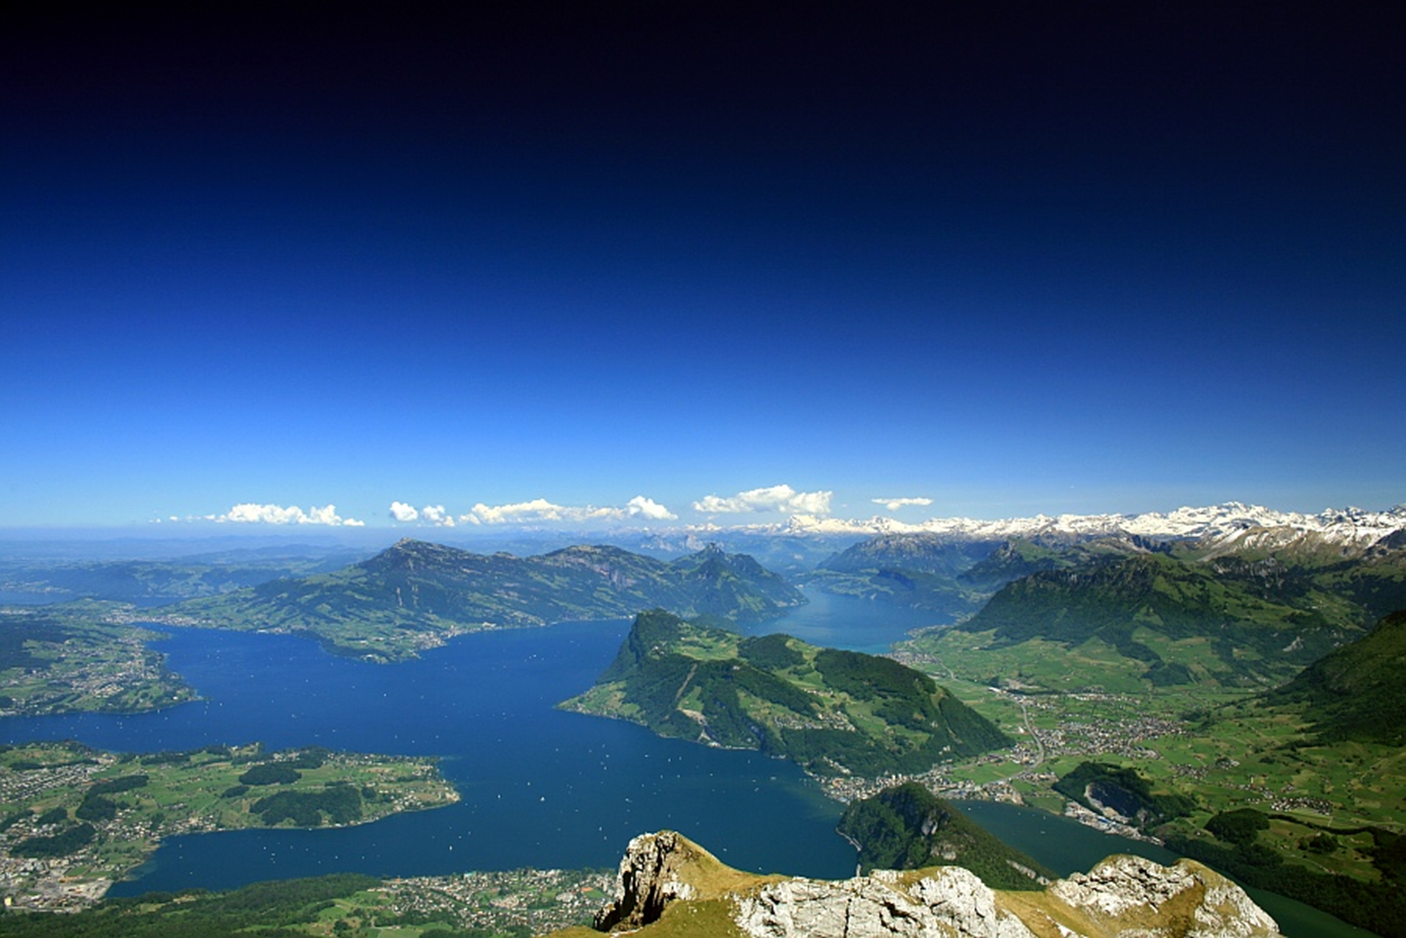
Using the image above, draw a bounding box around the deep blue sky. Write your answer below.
[3,3,1403,531]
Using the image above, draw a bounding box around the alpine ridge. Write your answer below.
[778,502,1406,546]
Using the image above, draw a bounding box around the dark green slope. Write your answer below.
[179,540,804,661]
[956,535,1161,593]
[837,782,1054,889]
[1184,529,1406,626]
[567,610,1010,777]
[961,553,1352,685]
[1267,609,1406,744]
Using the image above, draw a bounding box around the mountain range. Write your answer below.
[781,501,1406,545]
[176,540,804,662]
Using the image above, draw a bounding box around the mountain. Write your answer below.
[1266,609,1406,744]
[952,552,1352,686]
[177,540,804,662]
[837,782,1056,890]
[562,610,1009,777]
[574,830,1281,938]
[820,533,1000,578]
[803,533,994,619]
[797,502,1406,620]
[957,534,1170,592]
[783,501,1406,545]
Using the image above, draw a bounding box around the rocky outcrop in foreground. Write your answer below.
[586,831,1280,938]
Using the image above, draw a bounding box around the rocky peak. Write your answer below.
[592,831,700,931]
[588,831,1280,938]
[1048,854,1281,936]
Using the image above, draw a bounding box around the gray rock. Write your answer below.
[593,830,698,931]
[735,867,1036,937]
[1048,854,1280,936]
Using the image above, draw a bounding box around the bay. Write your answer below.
[0,589,1374,934]
[6,590,935,891]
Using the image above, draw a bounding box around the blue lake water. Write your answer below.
[0,589,1373,935]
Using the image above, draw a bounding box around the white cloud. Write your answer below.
[460,495,676,525]
[692,484,833,516]
[873,496,934,512]
[625,495,676,521]
[389,502,459,526]
[420,504,454,526]
[209,503,364,526]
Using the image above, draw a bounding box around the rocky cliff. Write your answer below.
[579,830,1280,938]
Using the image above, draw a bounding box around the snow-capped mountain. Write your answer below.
[777,502,1406,547]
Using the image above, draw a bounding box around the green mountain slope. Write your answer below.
[1181,527,1406,626]
[953,552,1353,686]
[562,610,1010,777]
[956,535,1160,593]
[178,540,804,662]
[1266,609,1406,744]
[837,782,1055,889]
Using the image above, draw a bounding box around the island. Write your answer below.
[0,741,459,910]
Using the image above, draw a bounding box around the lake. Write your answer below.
[0,589,1374,935]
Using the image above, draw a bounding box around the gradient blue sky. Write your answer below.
[3,3,1403,532]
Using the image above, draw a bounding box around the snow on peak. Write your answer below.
[782,503,1406,546]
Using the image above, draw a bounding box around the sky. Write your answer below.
[3,3,1403,534]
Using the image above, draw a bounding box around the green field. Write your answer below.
[0,603,197,716]
[0,741,460,910]
[885,631,1406,935]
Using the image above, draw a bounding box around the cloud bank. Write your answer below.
[207,503,365,526]
[388,496,677,526]
[692,484,833,516]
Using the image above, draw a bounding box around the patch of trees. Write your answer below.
[0,614,66,670]
[90,774,149,795]
[76,794,117,822]
[13,822,96,858]
[737,633,803,670]
[239,763,302,786]
[286,747,329,770]
[251,785,363,826]
[1204,808,1269,845]
[37,806,70,825]
[813,648,936,701]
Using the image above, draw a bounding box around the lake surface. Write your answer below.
[0,589,1373,935]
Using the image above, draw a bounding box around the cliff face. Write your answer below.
[586,830,1281,938]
